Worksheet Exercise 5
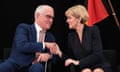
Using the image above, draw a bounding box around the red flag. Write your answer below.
[88,0,109,26]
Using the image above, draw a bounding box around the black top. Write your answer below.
[62,25,110,69]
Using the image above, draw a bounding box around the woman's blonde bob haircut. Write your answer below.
[65,5,89,24]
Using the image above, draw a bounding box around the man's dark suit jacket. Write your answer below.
[65,25,110,69]
[9,23,55,67]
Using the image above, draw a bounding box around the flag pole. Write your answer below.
[107,0,120,30]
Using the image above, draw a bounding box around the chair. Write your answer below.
[0,59,3,63]
[3,48,11,60]
[70,63,76,72]
[103,49,117,71]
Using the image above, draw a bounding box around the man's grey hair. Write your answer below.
[34,5,53,14]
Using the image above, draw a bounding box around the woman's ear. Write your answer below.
[80,17,85,24]
[79,17,82,24]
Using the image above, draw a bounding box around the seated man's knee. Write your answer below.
[0,62,18,72]
[81,68,92,72]
[93,68,104,72]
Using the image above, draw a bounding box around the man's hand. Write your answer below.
[45,42,62,57]
[37,53,52,62]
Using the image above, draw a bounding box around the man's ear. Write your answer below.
[35,13,40,19]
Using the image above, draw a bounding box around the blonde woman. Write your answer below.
[56,5,112,72]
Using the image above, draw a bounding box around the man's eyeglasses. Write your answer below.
[40,14,54,19]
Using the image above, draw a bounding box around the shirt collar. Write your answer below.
[35,23,42,32]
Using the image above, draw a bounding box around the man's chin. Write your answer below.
[69,26,72,29]
[46,27,51,30]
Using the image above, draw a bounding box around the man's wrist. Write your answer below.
[43,42,45,49]
[49,54,53,59]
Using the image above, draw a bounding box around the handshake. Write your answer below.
[45,42,62,56]
[32,42,62,64]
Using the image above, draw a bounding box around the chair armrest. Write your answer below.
[69,63,76,72]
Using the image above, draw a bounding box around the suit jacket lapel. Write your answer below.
[30,24,37,42]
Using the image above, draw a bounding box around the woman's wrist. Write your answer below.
[58,51,62,58]
[73,60,80,65]
[76,60,80,65]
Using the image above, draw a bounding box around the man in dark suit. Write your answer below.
[0,4,58,72]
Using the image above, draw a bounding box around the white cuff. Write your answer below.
[42,42,45,50]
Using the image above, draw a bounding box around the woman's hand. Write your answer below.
[65,58,80,66]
